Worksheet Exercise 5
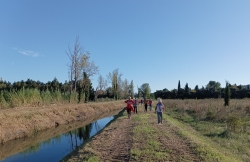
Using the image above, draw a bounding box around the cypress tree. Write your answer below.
[178,80,181,92]
[224,81,230,106]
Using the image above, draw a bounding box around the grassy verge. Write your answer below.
[130,114,170,161]
[163,99,250,162]
[165,113,242,162]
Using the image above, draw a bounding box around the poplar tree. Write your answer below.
[129,80,134,98]
[66,35,98,103]
[107,69,122,100]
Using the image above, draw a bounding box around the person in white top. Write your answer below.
[155,98,164,124]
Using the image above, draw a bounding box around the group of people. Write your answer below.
[124,97,164,124]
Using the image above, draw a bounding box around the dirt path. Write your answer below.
[63,106,201,162]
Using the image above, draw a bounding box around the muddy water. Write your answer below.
[0,109,123,162]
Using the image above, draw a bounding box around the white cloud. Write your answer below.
[14,48,42,57]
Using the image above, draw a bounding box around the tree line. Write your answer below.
[0,36,154,109]
[155,80,250,100]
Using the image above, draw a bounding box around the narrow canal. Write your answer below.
[0,109,123,162]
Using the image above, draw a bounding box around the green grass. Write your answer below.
[130,114,169,161]
[86,156,99,162]
[166,106,250,161]
[165,113,243,162]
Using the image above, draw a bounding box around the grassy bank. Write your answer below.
[0,101,125,143]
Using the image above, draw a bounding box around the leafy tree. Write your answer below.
[89,83,95,101]
[106,87,112,98]
[178,80,181,92]
[194,85,199,91]
[163,88,169,92]
[82,72,90,103]
[121,79,130,99]
[185,83,189,93]
[51,77,59,92]
[139,83,151,99]
[224,81,230,106]
[184,83,190,98]
[107,69,122,100]
[129,80,134,98]
[206,81,221,91]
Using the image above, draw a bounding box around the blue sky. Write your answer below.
[1,0,250,92]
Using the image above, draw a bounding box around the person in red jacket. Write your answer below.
[133,98,138,114]
[149,99,153,111]
[125,97,134,119]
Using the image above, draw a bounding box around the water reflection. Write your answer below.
[0,111,120,162]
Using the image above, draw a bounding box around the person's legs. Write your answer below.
[129,109,132,119]
[157,112,163,124]
[127,108,131,119]
[159,112,163,123]
[145,104,147,112]
[157,112,160,124]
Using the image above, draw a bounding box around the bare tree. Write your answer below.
[97,75,108,92]
[66,35,99,102]
[94,75,108,100]
[66,35,84,93]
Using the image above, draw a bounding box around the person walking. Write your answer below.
[125,97,134,119]
[149,99,153,111]
[133,98,138,114]
[155,98,164,124]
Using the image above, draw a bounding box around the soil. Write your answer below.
[63,105,201,162]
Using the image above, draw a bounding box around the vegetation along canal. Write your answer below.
[0,110,122,162]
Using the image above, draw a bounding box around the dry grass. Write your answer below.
[163,98,250,161]
[0,101,125,143]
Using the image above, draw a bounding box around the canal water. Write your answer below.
[0,109,123,162]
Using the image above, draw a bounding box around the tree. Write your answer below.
[97,75,108,92]
[194,85,199,91]
[224,81,230,106]
[178,80,181,92]
[139,83,151,99]
[66,35,98,102]
[206,81,221,91]
[107,69,122,100]
[95,74,108,99]
[184,83,190,98]
[129,80,134,98]
[51,77,59,92]
[121,79,130,99]
[82,72,91,103]
[185,83,189,93]
[66,35,84,94]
